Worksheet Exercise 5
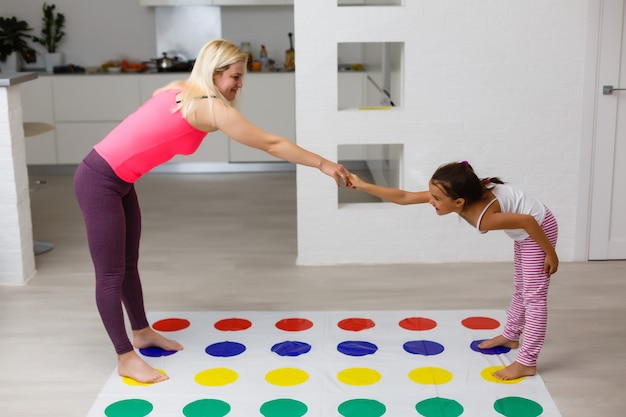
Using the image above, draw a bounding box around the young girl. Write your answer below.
[348,161,558,380]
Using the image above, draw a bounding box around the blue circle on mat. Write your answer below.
[271,341,312,357]
[205,341,246,357]
[470,339,511,355]
[403,340,445,356]
[139,347,178,357]
[337,340,378,356]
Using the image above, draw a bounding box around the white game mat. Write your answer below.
[87,310,561,417]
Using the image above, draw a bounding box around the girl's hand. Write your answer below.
[544,252,559,277]
[346,173,365,190]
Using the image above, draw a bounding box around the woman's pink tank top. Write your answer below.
[94,89,207,183]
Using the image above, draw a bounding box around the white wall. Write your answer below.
[3,0,592,265]
[295,0,588,264]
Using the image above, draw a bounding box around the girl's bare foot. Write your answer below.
[478,334,519,350]
[132,326,184,352]
[117,350,169,384]
[493,361,536,380]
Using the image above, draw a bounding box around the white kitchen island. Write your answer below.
[0,72,38,285]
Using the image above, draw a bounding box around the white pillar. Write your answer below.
[0,73,37,285]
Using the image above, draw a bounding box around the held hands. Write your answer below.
[319,160,352,187]
[346,173,366,190]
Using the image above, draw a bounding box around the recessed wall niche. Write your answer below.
[338,42,403,110]
[338,0,402,6]
[338,144,403,205]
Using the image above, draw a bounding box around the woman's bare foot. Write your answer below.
[493,361,536,380]
[132,326,184,352]
[117,350,169,383]
[478,335,519,350]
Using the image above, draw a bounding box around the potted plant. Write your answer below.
[0,16,36,72]
[32,3,66,73]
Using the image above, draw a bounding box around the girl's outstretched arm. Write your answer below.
[347,173,430,205]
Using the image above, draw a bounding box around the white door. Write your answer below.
[589,0,626,259]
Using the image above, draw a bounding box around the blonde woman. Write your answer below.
[74,39,350,384]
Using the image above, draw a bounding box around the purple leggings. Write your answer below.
[74,149,149,354]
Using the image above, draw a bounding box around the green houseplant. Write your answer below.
[32,3,65,72]
[32,3,65,53]
[0,16,36,65]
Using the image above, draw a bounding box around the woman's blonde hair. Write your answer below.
[168,39,248,119]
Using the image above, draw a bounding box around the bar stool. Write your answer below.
[23,122,55,255]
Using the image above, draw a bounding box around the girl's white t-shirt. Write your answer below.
[476,183,546,241]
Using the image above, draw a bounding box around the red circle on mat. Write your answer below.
[338,318,375,331]
[152,318,190,332]
[399,317,437,331]
[214,318,252,331]
[461,316,500,330]
[275,318,313,332]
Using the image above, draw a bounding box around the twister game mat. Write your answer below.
[87,310,561,417]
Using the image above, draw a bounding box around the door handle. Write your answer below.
[603,85,626,95]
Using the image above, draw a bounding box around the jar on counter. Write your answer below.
[240,42,253,72]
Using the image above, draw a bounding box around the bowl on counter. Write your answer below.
[107,66,122,73]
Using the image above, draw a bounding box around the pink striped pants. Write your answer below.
[502,208,558,366]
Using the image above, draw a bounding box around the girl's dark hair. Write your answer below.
[430,161,503,204]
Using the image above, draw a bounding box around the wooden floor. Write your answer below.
[0,170,623,417]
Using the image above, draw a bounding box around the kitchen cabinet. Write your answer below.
[51,76,141,164]
[52,77,140,122]
[20,73,295,166]
[338,72,366,110]
[55,122,120,164]
[20,77,57,165]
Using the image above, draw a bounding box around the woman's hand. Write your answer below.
[319,159,351,187]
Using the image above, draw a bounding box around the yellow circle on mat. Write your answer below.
[194,368,239,386]
[122,369,167,386]
[265,367,309,386]
[480,366,524,384]
[408,367,453,385]
[337,367,382,386]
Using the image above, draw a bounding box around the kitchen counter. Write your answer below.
[0,71,38,86]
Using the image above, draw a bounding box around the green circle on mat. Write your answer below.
[260,398,308,417]
[104,399,153,417]
[338,399,386,417]
[416,397,464,417]
[183,399,231,417]
[494,396,543,417]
